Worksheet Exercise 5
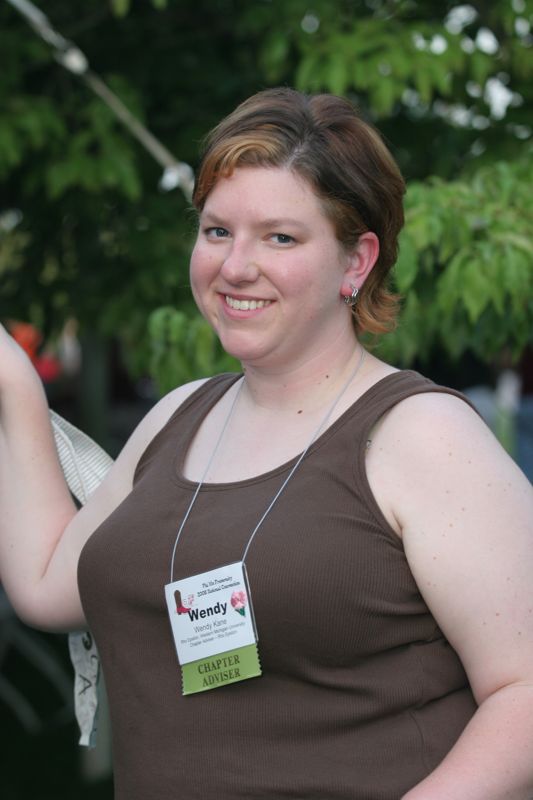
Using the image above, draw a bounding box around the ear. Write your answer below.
[340,232,379,296]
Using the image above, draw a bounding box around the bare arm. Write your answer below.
[367,392,533,800]
[0,323,204,631]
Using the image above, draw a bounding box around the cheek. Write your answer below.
[274,254,316,290]
[283,250,338,297]
[188,252,200,303]
[189,245,213,296]
[189,257,211,319]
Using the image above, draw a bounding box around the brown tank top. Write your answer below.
[78,370,477,799]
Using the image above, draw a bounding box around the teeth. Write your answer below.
[225,296,271,311]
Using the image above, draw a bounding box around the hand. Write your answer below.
[0,321,42,397]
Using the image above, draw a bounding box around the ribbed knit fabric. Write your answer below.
[78,371,477,799]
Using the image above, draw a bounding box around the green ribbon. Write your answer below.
[182,643,261,695]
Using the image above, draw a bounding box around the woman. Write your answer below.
[1,88,532,799]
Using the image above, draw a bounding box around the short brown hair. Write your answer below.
[193,88,405,335]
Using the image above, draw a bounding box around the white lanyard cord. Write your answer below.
[241,349,365,562]
[169,377,244,581]
[170,348,365,581]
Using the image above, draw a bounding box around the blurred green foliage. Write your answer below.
[0,0,532,393]
[149,307,239,394]
[377,152,533,364]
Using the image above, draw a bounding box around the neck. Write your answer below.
[239,336,365,414]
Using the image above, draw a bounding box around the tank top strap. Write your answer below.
[134,372,242,483]
[353,369,474,436]
[354,370,433,432]
[175,372,242,425]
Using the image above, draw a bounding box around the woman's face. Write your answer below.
[190,166,359,371]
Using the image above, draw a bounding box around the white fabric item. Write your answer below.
[50,410,113,503]
[50,410,113,747]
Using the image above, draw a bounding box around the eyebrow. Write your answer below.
[201,211,310,232]
[260,217,310,232]
[199,211,227,225]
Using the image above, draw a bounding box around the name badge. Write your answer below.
[165,561,262,695]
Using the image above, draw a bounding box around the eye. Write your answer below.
[205,226,230,239]
[270,233,295,245]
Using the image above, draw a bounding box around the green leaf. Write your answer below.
[371,77,399,116]
[325,53,349,96]
[428,57,452,96]
[0,124,23,172]
[352,57,373,91]
[295,53,322,91]
[168,311,187,345]
[394,233,419,292]
[413,57,434,104]
[260,32,291,82]
[461,258,493,323]
[405,205,443,250]
[493,231,533,259]
[189,318,216,376]
[110,0,130,17]
[470,52,492,85]
[505,248,533,312]
[437,249,469,315]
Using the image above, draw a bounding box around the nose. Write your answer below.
[220,241,260,284]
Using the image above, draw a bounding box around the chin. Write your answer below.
[216,333,267,362]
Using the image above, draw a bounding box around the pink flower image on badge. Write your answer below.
[230,590,247,616]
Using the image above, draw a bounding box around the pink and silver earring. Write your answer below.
[343,284,359,307]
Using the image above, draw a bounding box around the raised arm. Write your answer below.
[368,391,533,800]
[0,323,202,631]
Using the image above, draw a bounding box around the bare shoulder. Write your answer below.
[383,385,532,535]
[371,388,516,478]
[366,388,531,537]
[377,387,485,436]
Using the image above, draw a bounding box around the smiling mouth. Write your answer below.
[225,296,272,311]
